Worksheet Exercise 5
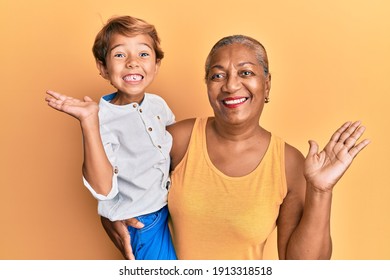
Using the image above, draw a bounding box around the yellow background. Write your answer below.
[1,0,389,259]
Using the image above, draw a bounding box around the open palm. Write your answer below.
[304,121,370,192]
[45,90,99,122]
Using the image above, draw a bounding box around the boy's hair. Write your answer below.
[204,34,269,80]
[92,15,164,66]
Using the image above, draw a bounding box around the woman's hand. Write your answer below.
[304,121,370,192]
[100,216,144,260]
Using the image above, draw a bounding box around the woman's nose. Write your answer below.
[222,74,241,93]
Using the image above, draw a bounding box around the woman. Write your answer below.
[101,35,370,259]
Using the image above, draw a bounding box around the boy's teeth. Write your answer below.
[124,75,143,81]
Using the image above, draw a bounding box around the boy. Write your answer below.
[45,15,177,260]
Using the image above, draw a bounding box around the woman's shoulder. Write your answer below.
[168,118,198,135]
[283,141,306,192]
[167,118,198,170]
[270,134,305,164]
[284,142,305,163]
[168,117,197,138]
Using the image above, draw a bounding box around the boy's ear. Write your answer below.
[155,59,161,74]
[96,60,109,79]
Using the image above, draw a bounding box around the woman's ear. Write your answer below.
[265,72,271,96]
[96,60,109,79]
[263,73,271,103]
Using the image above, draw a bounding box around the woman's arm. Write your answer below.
[100,216,144,260]
[277,121,370,259]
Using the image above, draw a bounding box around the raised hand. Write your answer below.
[45,90,99,122]
[304,121,370,192]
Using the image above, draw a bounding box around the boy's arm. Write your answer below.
[45,90,114,196]
[80,116,114,196]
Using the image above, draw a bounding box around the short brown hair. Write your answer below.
[92,15,164,66]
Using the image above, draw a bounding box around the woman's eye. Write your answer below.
[240,70,253,76]
[210,73,225,80]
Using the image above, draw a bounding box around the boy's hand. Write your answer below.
[45,90,99,123]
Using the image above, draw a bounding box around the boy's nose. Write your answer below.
[126,58,139,68]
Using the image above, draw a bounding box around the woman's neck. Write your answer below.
[208,117,266,142]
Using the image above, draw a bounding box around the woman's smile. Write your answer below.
[222,96,249,108]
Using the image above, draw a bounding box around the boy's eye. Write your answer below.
[140,52,150,57]
[114,53,125,58]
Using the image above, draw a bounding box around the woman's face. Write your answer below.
[206,43,271,126]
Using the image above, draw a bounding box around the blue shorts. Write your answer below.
[128,205,177,260]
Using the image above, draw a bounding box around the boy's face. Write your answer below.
[97,33,160,103]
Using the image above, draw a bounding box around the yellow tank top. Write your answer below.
[168,118,287,259]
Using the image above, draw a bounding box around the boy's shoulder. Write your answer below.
[145,93,171,108]
[145,92,166,102]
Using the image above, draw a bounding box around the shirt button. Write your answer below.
[139,108,143,113]
[113,166,119,174]
[148,127,153,132]
[157,116,160,120]
[157,145,161,149]
[132,104,137,108]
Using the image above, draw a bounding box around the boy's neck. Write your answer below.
[110,92,145,105]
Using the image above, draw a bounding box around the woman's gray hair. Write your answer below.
[205,35,269,80]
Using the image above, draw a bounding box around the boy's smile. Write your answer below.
[123,74,143,82]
